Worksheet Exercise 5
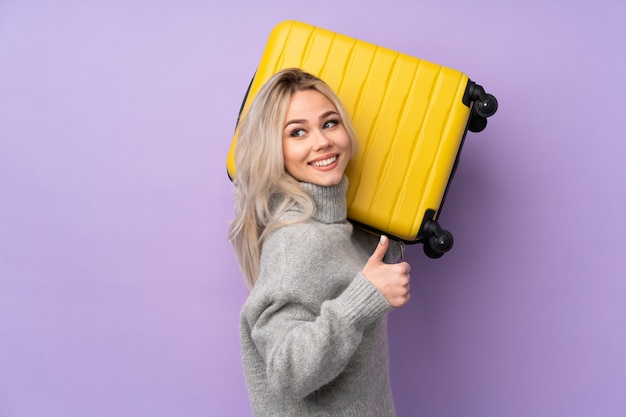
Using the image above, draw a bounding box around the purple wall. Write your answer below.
[1,1,625,416]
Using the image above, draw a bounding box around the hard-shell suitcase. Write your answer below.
[227,20,497,258]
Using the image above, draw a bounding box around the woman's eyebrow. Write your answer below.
[320,111,339,119]
[284,119,306,129]
[284,111,339,129]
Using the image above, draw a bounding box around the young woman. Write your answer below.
[229,68,411,417]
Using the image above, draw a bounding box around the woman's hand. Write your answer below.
[362,235,411,307]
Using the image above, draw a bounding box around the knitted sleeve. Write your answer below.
[242,228,391,400]
[246,275,389,400]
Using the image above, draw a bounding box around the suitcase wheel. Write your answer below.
[468,115,488,133]
[474,93,498,118]
[421,219,454,258]
[464,82,498,133]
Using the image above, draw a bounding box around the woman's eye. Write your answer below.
[323,119,340,129]
[290,128,305,138]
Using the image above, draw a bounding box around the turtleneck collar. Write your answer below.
[299,176,348,224]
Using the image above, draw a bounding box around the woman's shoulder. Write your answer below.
[252,222,335,298]
[243,228,313,320]
[264,219,329,252]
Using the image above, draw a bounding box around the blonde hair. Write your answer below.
[229,68,358,289]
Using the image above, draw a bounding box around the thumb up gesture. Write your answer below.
[362,235,411,308]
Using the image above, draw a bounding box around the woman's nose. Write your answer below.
[313,130,333,151]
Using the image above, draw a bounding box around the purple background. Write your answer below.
[1,1,625,416]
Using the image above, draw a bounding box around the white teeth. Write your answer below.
[311,156,337,167]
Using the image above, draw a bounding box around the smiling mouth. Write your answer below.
[310,155,338,167]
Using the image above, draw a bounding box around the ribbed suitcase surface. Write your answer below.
[228,20,495,250]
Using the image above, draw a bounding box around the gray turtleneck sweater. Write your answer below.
[240,177,401,417]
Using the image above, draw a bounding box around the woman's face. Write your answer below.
[282,89,351,186]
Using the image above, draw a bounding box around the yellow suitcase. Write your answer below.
[227,20,497,258]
